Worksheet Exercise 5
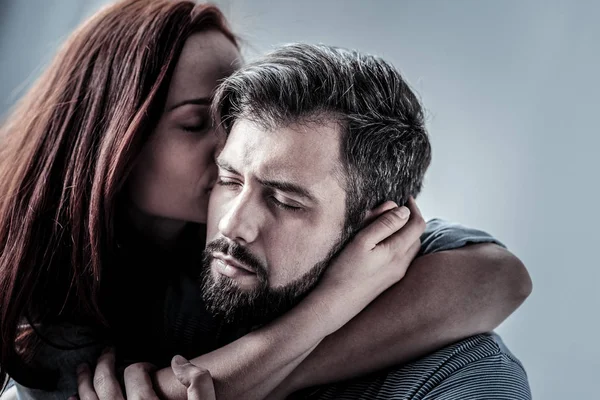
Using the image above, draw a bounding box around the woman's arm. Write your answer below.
[90,203,531,400]
[152,203,423,400]
[267,241,531,398]
[85,202,424,400]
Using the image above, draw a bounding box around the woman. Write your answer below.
[0,1,242,395]
[0,1,530,399]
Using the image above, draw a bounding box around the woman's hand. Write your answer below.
[75,348,215,400]
[171,355,216,400]
[77,199,424,400]
[75,349,159,400]
[307,197,425,332]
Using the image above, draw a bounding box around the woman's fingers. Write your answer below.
[92,349,125,400]
[77,352,159,400]
[76,363,99,400]
[355,205,410,249]
[171,355,216,400]
[124,362,160,400]
[379,197,425,254]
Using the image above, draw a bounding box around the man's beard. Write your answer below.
[199,237,344,328]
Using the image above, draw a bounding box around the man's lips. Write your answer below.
[212,252,256,274]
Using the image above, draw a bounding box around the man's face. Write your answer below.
[202,118,348,323]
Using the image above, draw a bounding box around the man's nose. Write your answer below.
[218,191,261,246]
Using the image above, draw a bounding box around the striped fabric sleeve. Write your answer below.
[421,353,531,400]
[419,218,506,256]
[302,334,531,400]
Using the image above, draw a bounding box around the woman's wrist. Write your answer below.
[303,274,374,334]
[261,291,336,346]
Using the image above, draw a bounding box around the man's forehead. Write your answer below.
[219,118,346,198]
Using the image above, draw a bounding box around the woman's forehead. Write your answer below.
[167,30,241,105]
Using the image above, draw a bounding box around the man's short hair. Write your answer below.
[213,43,432,239]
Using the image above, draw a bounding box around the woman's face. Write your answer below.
[127,30,241,224]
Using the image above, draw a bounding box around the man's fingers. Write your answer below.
[93,349,125,400]
[171,355,216,400]
[124,362,159,400]
[356,205,410,248]
[77,364,99,400]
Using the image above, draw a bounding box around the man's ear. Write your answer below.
[362,200,399,227]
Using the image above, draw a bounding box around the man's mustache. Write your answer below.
[205,238,268,282]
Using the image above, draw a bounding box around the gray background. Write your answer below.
[1,0,598,398]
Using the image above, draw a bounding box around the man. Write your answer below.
[80,44,531,400]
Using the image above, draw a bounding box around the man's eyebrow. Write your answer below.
[216,158,318,203]
[216,158,241,175]
[168,97,211,111]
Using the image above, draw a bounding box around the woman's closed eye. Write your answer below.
[172,104,211,133]
[180,119,208,133]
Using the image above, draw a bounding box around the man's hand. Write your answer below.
[75,348,159,400]
[171,355,216,400]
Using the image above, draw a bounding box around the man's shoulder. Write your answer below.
[304,333,530,400]
[421,332,526,374]
[386,333,528,390]
[420,218,505,255]
[415,333,531,399]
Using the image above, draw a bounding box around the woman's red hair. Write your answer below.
[0,0,237,390]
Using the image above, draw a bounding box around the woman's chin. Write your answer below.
[123,203,206,241]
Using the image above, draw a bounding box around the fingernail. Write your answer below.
[101,346,114,355]
[76,363,88,375]
[397,206,410,219]
[172,354,187,366]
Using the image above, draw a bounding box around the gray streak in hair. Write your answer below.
[213,43,431,240]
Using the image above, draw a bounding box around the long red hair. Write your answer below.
[0,0,236,390]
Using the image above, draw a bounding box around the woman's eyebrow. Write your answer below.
[168,97,211,111]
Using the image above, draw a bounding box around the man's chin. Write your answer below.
[200,254,327,328]
[202,272,264,325]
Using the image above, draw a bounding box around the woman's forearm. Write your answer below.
[151,284,341,400]
[270,243,531,397]
[152,205,425,400]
